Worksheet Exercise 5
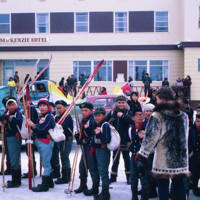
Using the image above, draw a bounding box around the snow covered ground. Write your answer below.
[0,145,199,200]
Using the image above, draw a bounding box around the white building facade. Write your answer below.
[0,0,200,102]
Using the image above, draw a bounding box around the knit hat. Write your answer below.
[116,95,126,102]
[79,102,93,110]
[3,96,17,107]
[37,98,50,107]
[94,107,106,115]
[143,103,155,112]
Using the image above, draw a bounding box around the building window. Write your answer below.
[115,12,128,32]
[73,61,91,80]
[150,60,168,81]
[75,12,88,32]
[155,11,168,32]
[94,61,112,81]
[199,7,200,28]
[0,14,10,33]
[36,13,49,33]
[198,59,200,72]
[128,61,147,81]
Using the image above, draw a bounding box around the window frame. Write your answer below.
[73,61,92,81]
[35,13,50,34]
[154,11,169,32]
[0,13,11,34]
[128,60,147,81]
[149,60,169,81]
[75,12,89,33]
[198,59,200,72]
[93,60,113,82]
[114,11,128,33]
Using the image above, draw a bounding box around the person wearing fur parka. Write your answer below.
[136,87,189,200]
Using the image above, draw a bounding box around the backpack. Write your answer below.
[16,114,31,139]
[101,122,120,151]
[49,123,66,143]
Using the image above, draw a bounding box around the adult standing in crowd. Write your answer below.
[183,75,192,98]
[162,78,169,87]
[137,87,189,200]
[142,73,152,97]
[14,71,20,92]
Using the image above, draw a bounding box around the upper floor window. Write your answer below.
[75,12,88,32]
[150,60,168,81]
[94,61,112,81]
[115,12,128,32]
[73,61,91,80]
[155,11,168,32]
[198,59,200,72]
[128,61,147,81]
[199,7,200,28]
[0,14,10,33]
[36,13,49,33]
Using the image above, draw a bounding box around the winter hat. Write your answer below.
[55,100,67,107]
[94,107,106,115]
[143,103,155,112]
[79,102,93,110]
[37,98,50,107]
[3,97,17,107]
[116,95,126,102]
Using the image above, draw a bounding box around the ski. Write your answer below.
[26,85,33,190]
[58,59,104,125]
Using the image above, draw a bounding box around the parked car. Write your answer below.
[82,95,120,113]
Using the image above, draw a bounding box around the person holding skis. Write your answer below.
[53,100,73,185]
[0,97,23,188]
[74,102,100,196]
[27,98,55,192]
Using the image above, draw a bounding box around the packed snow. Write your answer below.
[0,143,199,200]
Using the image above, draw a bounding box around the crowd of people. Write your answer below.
[0,84,199,200]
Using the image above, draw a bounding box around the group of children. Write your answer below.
[0,88,200,200]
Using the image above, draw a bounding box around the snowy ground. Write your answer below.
[0,144,199,200]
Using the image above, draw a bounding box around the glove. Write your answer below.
[75,132,82,145]
[0,114,9,122]
[135,153,148,177]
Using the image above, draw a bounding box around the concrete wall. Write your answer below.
[0,0,183,46]
[0,49,184,94]
[184,47,200,101]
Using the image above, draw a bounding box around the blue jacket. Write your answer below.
[91,120,111,148]
[189,125,200,154]
[35,110,55,139]
[106,106,132,145]
[55,114,73,139]
[5,108,23,137]
[129,121,147,156]
[80,114,95,144]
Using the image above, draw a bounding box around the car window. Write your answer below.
[93,99,111,108]
[36,83,46,92]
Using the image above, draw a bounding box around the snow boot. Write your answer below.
[32,176,49,192]
[84,183,99,196]
[48,175,54,188]
[109,174,117,183]
[126,174,131,185]
[94,185,110,200]
[131,187,139,200]
[55,168,71,184]
[74,179,87,193]
[50,166,60,179]
[7,169,21,188]
[141,190,149,200]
